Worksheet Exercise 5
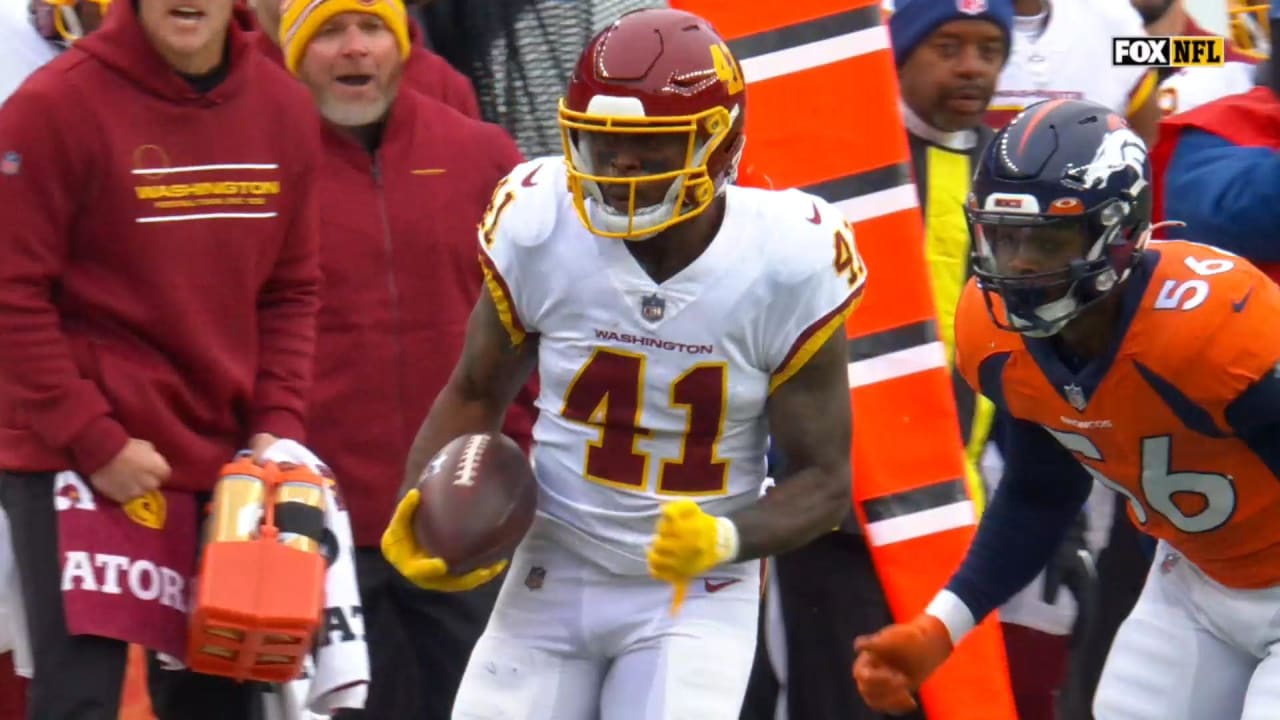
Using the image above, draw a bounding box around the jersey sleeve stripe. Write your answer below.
[478,251,527,346]
[768,285,864,394]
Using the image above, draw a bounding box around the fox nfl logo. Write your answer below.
[1112,36,1225,67]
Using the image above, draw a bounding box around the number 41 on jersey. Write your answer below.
[562,348,730,496]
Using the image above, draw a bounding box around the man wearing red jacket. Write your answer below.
[281,0,536,717]
[248,0,479,118]
[0,0,323,716]
[1151,85,1280,284]
[1150,6,1280,284]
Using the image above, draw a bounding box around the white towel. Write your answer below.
[0,505,32,677]
[257,439,370,719]
[0,442,371,714]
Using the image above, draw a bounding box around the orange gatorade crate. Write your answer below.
[187,457,327,683]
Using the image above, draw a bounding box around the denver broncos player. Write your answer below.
[852,98,1280,720]
[380,9,864,719]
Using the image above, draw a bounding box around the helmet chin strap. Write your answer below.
[1143,220,1183,241]
[1010,293,1079,338]
[585,170,691,238]
[586,197,670,241]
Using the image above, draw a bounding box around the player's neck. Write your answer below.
[1055,294,1123,362]
[1144,3,1186,35]
[624,199,725,285]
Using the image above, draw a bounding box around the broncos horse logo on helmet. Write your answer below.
[965,99,1155,338]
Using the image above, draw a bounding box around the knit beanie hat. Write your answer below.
[888,0,1014,67]
[279,0,411,74]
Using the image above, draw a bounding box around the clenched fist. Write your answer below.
[852,614,954,715]
[89,438,171,504]
[647,500,738,613]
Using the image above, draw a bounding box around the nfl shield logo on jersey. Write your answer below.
[641,293,666,322]
[1063,383,1087,411]
[0,151,20,176]
[524,566,546,590]
[957,0,988,14]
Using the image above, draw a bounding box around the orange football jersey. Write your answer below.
[956,240,1280,589]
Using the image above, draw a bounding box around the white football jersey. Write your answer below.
[989,0,1150,126]
[1157,62,1257,116]
[479,157,865,574]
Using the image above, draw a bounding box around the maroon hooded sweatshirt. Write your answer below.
[0,1,323,491]
[309,91,536,545]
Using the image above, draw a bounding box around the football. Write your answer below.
[413,432,537,575]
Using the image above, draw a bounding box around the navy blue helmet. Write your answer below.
[966,99,1152,337]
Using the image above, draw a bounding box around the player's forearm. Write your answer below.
[400,383,509,497]
[727,464,850,561]
[251,214,322,442]
[932,465,1091,645]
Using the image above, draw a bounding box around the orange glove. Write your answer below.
[852,614,954,714]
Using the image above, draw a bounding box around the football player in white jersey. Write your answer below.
[1136,0,1260,117]
[987,0,1161,144]
[380,8,866,719]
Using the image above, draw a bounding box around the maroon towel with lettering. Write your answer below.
[53,472,198,660]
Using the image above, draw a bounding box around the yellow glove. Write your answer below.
[380,489,508,592]
[647,500,739,615]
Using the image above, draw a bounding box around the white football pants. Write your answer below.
[451,519,760,720]
[1093,541,1280,719]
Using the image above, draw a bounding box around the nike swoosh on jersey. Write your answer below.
[1232,287,1253,313]
[521,165,543,187]
[703,577,741,593]
[807,201,822,225]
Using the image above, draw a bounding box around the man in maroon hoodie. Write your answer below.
[0,0,322,716]
[281,0,535,717]
[247,0,479,118]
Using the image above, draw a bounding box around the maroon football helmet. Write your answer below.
[557,8,747,240]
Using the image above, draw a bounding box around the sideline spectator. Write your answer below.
[249,0,479,117]
[0,0,323,715]
[281,0,537,716]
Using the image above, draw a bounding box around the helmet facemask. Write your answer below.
[1227,0,1271,60]
[968,197,1143,338]
[558,95,742,241]
[35,0,110,45]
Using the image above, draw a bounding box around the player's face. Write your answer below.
[297,12,403,128]
[899,19,1006,132]
[76,0,106,34]
[578,130,691,212]
[137,0,233,75]
[981,220,1091,293]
